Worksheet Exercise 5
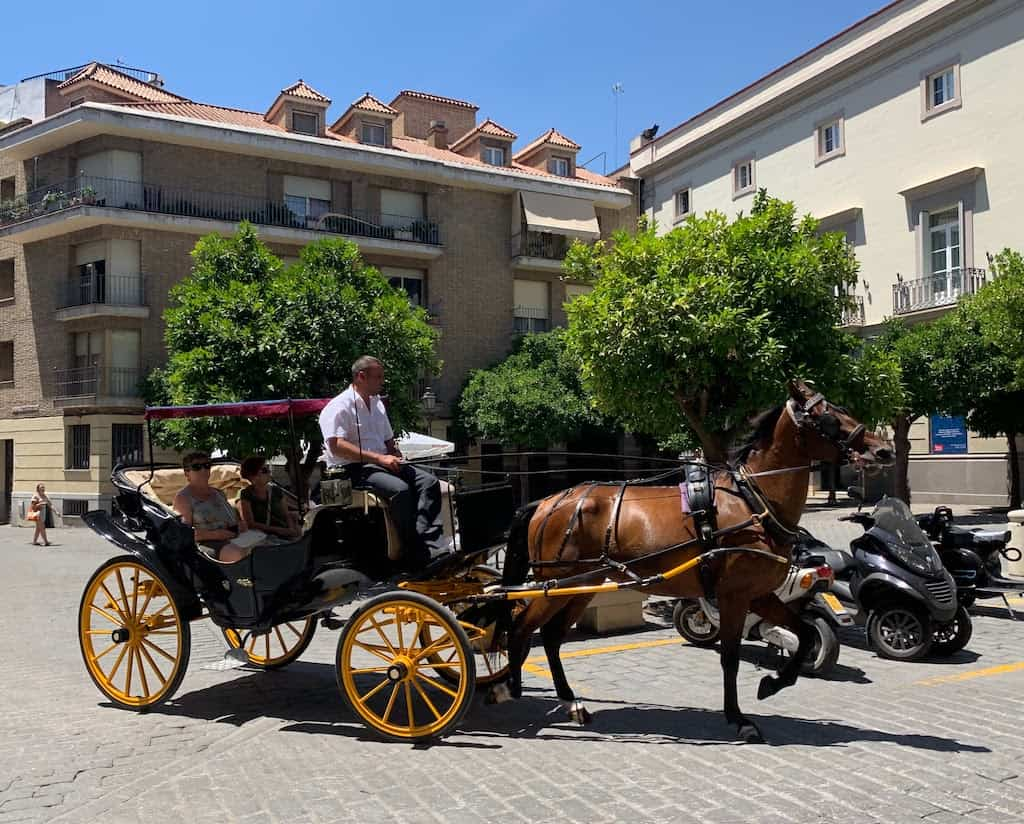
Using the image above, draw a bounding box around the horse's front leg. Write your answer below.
[751,593,814,700]
[541,595,595,724]
[717,593,764,743]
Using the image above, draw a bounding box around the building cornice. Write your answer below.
[631,0,992,176]
[0,104,632,209]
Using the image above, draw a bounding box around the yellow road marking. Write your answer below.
[523,637,684,681]
[914,661,1024,687]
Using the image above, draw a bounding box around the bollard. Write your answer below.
[1006,511,1024,578]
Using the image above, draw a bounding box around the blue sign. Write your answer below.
[930,415,968,454]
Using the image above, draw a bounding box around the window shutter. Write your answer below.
[283,176,331,201]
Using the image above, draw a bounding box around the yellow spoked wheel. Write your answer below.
[421,566,515,686]
[337,591,475,742]
[78,555,190,710]
[223,617,317,670]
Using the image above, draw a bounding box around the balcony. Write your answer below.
[55,273,148,321]
[54,366,144,406]
[840,295,865,327]
[892,269,986,315]
[511,231,572,273]
[0,176,442,257]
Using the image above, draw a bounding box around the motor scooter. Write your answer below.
[916,506,1024,615]
[672,557,853,677]
[795,491,971,660]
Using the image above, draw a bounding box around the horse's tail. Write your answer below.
[502,501,539,586]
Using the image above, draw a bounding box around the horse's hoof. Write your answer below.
[486,683,513,705]
[566,701,592,725]
[737,722,765,744]
[757,675,779,700]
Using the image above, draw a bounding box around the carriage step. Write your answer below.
[320,614,346,630]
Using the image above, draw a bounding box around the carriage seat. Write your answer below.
[122,464,250,515]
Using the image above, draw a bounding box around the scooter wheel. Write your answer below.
[778,615,840,677]
[867,603,932,660]
[930,605,973,656]
[673,600,719,647]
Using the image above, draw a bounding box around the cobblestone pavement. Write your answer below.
[2,502,1023,824]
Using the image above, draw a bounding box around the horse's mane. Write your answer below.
[729,405,785,467]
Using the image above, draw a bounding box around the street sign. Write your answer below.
[929,415,968,454]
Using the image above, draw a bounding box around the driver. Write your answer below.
[319,356,448,567]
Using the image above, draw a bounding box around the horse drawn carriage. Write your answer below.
[79,382,892,744]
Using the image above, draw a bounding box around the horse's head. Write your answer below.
[786,379,893,469]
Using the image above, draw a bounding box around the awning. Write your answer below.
[898,166,983,200]
[518,191,600,240]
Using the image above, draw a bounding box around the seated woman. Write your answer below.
[238,456,301,540]
[173,451,251,563]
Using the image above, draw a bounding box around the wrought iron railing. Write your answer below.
[0,175,442,245]
[511,231,571,260]
[58,273,146,309]
[840,294,864,327]
[21,63,161,84]
[892,269,986,315]
[54,366,143,399]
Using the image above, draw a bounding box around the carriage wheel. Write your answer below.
[223,617,317,670]
[78,555,190,710]
[336,591,475,742]
[420,565,515,686]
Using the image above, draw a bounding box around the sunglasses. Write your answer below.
[187,462,212,471]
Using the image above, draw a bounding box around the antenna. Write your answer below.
[612,82,625,170]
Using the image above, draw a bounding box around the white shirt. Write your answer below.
[319,386,394,467]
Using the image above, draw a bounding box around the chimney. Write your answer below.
[427,119,448,149]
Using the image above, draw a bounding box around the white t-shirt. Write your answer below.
[319,386,394,467]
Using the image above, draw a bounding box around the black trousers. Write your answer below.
[355,464,445,560]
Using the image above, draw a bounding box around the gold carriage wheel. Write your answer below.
[78,555,191,710]
[420,565,517,686]
[223,616,317,670]
[336,592,475,742]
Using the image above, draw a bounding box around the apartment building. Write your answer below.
[0,63,636,523]
[629,0,1024,504]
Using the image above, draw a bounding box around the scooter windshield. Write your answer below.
[870,496,933,552]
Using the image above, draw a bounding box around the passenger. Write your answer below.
[173,452,250,563]
[238,456,301,539]
[319,355,448,567]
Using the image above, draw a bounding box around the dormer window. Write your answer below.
[291,110,319,135]
[362,121,387,146]
[549,156,570,177]
[483,146,505,167]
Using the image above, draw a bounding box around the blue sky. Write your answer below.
[3,0,885,173]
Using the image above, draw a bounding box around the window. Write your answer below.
[361,121,387,146]
[283,176,331,229]
[815,117,845,164]
[513,279,550,334]
[380,189,425,231]
[71,331,102,371]
[0,259,13,302]
[111,423,144,467]
[928,206,962,299]
[291,110,319,135]
[0,340,12,384]
[549,157,570,177]
[381,266,425,307]
[0,176,14,203]
[482,146,505,167]
[733,159,755,197]
[674,188,691,220]
[922,63,961,120]
[563,283,593,305]
[63,499,90,517]
[67,424,90,470]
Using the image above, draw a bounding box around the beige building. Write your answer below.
[0,63,635,523]
[629,0,1024,504]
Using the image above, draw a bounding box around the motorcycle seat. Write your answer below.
[970,529,1010,545]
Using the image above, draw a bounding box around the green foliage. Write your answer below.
[563,191,862,457]
[971,249,1024,389]
[457,329,612,448]
[146,223,438,457]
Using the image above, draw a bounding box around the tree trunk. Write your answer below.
[892,415,913,505]
[1008,432,1021,510]
[678,401,728,464]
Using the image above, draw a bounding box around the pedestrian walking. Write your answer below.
[28,483,53,546]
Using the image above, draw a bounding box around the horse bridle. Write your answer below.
[790,392,866,462]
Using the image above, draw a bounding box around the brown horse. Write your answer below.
[490,380,892,742]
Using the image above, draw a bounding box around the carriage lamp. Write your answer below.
[420,386,437,435]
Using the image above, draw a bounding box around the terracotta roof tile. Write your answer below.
[280,79,330,104]
[350,93,398,115]
[513,128,581,161]
[57,62,186,103]
[449,118,517,151]
[390,90,478,110]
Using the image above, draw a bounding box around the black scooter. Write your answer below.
[794,491,971,660]
[916,506,1024,616]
